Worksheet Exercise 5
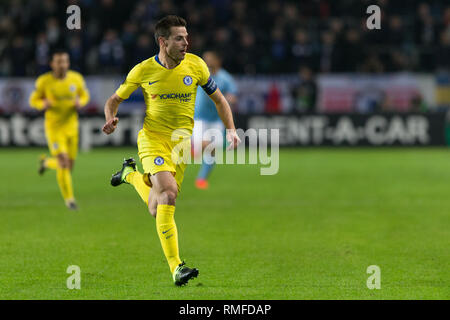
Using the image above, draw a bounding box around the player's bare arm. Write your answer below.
[102,93,123,134]
[209,88,241,149]
[75,84,90,111]
[29,86,50,112]
[42,99,51,111]
[38,97,51,111]
[224,93,237,108]
[74,97,81,110]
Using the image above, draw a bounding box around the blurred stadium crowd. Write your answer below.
[0,0,449,77]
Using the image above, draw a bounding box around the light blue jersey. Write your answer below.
[195,69,237,121]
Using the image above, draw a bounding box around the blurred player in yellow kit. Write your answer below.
[102,16,240,286]
[29,50,90,210]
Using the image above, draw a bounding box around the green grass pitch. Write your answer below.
[0,147,449,299]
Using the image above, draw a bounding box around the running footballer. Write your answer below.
[102,15,240,286]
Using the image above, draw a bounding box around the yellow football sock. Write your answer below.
[156,204,182,274]
[56,167,74,201]
[45,157,58,170]
[125,171,150,205]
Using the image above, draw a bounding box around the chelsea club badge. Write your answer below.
[183,76,193,86]
[154,156,164,166]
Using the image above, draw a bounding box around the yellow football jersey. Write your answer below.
[29,70,90,133]
[116,53,217,137]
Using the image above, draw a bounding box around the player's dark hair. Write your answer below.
[154,15,187,45]
[50,48,69,60]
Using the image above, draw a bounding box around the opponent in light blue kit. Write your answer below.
[192,50,238,189]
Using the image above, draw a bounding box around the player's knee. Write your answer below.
[57,154,71,169]
[165,189,178,203]
[57,158,67,169]
[159,188,178,205]
[63,160,70,169]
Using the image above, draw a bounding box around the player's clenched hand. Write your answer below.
[226,129,241,150]
[102,117,119,135]
[42,99,51,111]
[74,97,81,110]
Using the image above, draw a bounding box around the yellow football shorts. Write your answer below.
[137,129,191,191]
[46,127,78,160]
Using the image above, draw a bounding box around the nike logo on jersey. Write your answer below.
[148,81,159,85]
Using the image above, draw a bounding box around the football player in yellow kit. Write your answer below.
[29,50,90,210]
[102,15,241,286]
